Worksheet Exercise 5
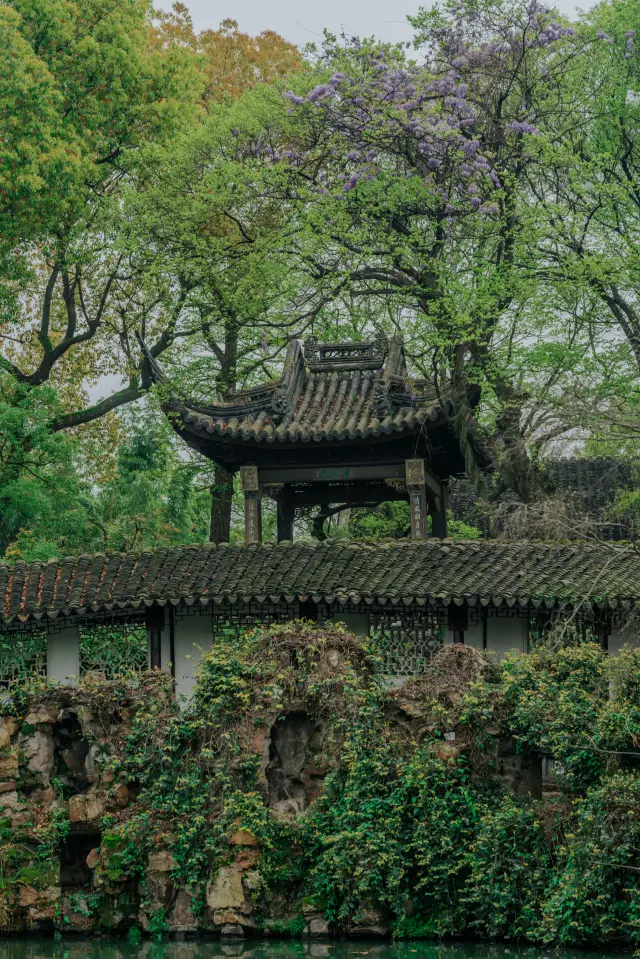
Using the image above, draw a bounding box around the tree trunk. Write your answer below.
[209,466,233,543]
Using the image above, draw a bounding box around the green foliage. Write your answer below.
[29,631,626,946]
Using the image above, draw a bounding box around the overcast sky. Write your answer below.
[161,0,595,48]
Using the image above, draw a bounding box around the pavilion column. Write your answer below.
[405,459,428,540]
[276,491,295,543]
[431,483,448,538]
[240,465,262,544]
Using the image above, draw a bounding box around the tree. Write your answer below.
[153,5,305,104]
[276,0,626,505]
[0,0,204,428]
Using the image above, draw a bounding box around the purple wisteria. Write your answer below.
[281,0,582,214]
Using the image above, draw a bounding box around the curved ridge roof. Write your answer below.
[146,335,458,448]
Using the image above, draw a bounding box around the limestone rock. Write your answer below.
[0,717,18,738]
[148,850,175,873]
[25,704,59,726]
[308,918,330,936]
[242,869,260,892]
[0,727,10,749]
[20,728,54,783]
[69,790,104,822]
[0,790,21,810]
[0,780,16,794]
[86,848,100,870]
[110,783,130,808]
[169,888,198,932]
[10,810,32,827]
[229,827,258,846]
[19,885,60,921]
[350,909,388,937]
[206,866,245,912]
[235,847,260,870]
[0,751,18,780]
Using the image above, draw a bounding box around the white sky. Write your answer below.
[162,0,595,48]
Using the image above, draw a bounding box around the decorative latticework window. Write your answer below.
[0,628,47,689]
[370,609,446,675]
[79,619,148,678]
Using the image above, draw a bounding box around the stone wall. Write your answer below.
[0,639,543,940]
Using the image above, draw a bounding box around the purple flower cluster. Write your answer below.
[508,120,540,134]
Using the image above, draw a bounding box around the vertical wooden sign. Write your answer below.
[240,466,262,544]
[405,458,428,539]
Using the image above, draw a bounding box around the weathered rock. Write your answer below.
[432,742,459,764]
[235,848,260,870]
[214,909,256,928]
[69,790,104,822]
[25,704,59,725]
[242,870,260,892]
[0,751,19,779]
[110,783,130,808]
[229,827,258,846]
[148,850,175,873]
[220,923,245,938]
[0,780,16,793]
[349,909,388,937]
[30,786,54,804]
[206,865,245,912]
[308,918,330,936]
[84,848,99,871]
[20,728,54,783]
[0,717,18,738]
[0,790,21,810]
[19,885,61,920]
[169,888,198,932]
[10,810,32,827]
[0,727,11,750]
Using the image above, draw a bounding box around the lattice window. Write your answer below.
[0,628,47,689]
[370,609,446,675]
[79,620,148,678]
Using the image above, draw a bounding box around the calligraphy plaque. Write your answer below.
[240,465,259,492]
[244,492,262,544]
[405,459,425,487]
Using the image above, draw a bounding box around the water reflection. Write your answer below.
[0,943,622,959]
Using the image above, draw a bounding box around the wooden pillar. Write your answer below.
[405,459,428,540]
[146,606,164,670]
[240,466,262,544]
[276,491,295,542]
[431,484,448,538]
[448,604,468,644]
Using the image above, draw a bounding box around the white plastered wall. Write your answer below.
[464,622,484,650]
[608,628,625,656]
[485,614,528,660]
[47,624,80,684]
[173,606,213,701]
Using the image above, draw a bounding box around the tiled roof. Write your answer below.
[1,540,638,623]
[146,335,457,445]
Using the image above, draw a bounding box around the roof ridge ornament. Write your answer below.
[303,335,390,372]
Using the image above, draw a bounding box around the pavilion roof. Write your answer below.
[145,335,460,448]
[1,540,638,624]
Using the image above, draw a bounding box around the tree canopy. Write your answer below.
[0,0,637,560]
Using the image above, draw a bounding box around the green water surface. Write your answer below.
[0,941,629,959]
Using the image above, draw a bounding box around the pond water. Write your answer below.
[0,941,629,959]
